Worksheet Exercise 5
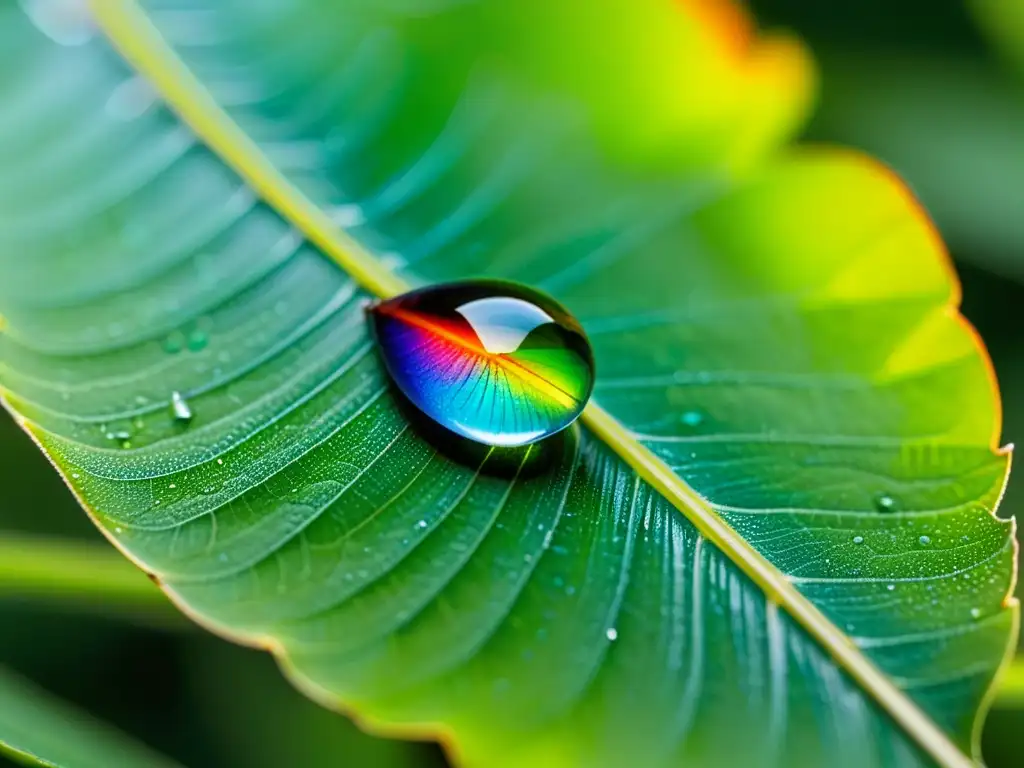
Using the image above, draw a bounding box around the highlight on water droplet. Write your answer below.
[368,279,595,447]
[874,493,897,513]
[170,391,193,422]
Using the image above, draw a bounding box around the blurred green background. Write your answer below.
[2,0,1023,765]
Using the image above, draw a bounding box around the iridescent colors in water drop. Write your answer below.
[368,279,595,447]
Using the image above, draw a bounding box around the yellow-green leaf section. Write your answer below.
[0,1,1015,767]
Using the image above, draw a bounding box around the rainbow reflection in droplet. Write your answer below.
[368,280,595,447]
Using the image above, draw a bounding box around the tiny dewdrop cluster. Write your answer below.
[368,279,595,447]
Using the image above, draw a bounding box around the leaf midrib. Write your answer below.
[87,1,987,765]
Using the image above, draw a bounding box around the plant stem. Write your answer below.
[0,533,180,627]
[996,657,1024,707]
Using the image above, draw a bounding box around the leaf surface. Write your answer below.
[0,666,180,768]
[0,1,1015,767]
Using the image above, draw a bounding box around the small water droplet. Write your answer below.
[187,329,208,352]
[874,493,897,513]
[970,607,982,619]
[114,526,122,534]
[918,535,931,546]
[680,410,704,427]
[168,483,176,489]
[133,416,145,430]
[886,583,895,591]
[852,535,864,545]
[163,331,186,354]
[105,429,131,447]
[606,628,618,641]
[170,391,192,422]
[216,458,224,465]
[71,472,80,480]
[416,519,428,529]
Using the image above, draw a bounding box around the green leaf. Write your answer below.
[0,666,180,768]
[811,52,1024,283]
[0,1,1015,767]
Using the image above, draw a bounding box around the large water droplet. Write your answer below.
[874,493,897,513]
[368,280,595,447]
[918,535,931,546]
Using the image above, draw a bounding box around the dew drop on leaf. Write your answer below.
[368,279,595,447]
[170,391,192,422]
[187,328,208,352]
[681,410,704,427]
[918,535,931,546]
[852,535,864,545]
[606,628,618,641]
[874,493,897,513]
[971,607,982,619]
[105,429,131,448]
[163,331,185,354]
